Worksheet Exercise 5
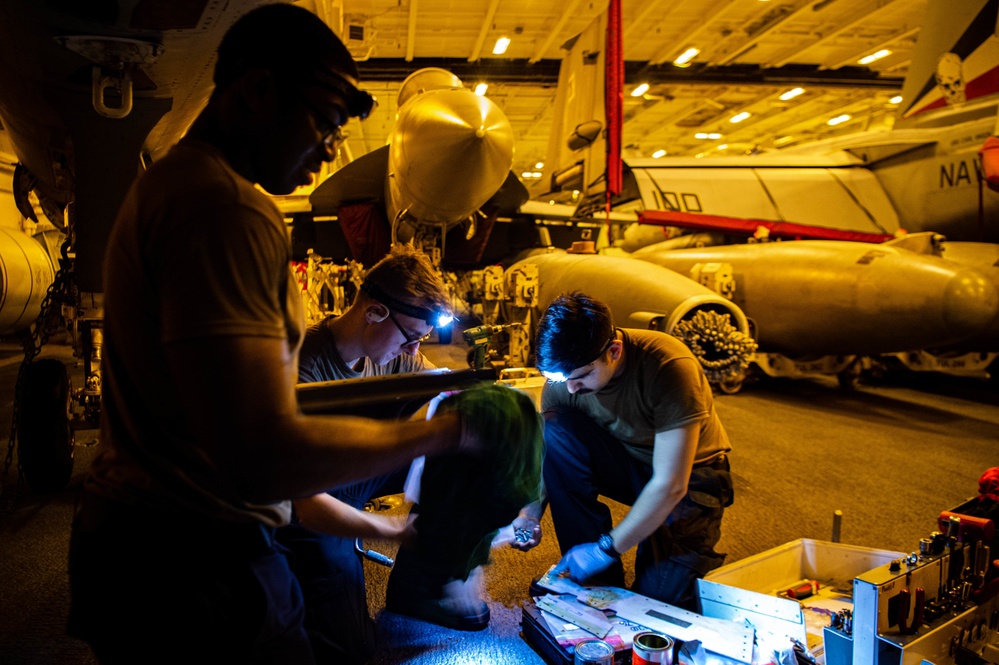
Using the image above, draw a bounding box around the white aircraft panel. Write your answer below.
[755,168,895,233]
[830,168,901,234]
[634,168,780,219]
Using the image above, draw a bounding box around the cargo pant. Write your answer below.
[542,406,734,610]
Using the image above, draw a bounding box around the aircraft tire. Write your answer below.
[18,358,73,493]
[717,377,744,394]
[837,363,862,390]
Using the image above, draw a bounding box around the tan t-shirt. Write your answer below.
[86,139,303,527]
[297,315,433,383]
[541,328,730,466]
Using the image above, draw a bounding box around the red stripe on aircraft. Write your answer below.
[639,210,895,243]
[905,64,999,119]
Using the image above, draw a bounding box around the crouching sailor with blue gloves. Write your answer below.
[519,291,734,610]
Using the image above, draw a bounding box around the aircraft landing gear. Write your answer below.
[17,358,73,493]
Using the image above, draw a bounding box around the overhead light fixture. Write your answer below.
[521,171,536,178]
[730,112,751,123]
[535,161,544,169]
[652,149,666,158]
[773,135,795,146]
[474,83,488,96]
[779,87,805,101]
[858,49,891,65]
[889,95,903,104]
[828,114,851,126]
[673,48,700,68]
[492,36,511,55]
[717,144,728,150]
[631,83,650,97]
[695,132,723,139]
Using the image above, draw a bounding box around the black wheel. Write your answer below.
[18,358,73,493]
[717,377,744,394]
[837,362,862,390]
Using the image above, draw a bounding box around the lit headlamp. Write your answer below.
[360,280,453,327]
[312,69,377,120]
[537,336,614,383]
[541,370,568,383]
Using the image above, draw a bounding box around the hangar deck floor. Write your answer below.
[0,333,995,665]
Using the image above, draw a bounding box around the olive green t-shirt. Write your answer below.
[541,328,730,466]
[86,139,302,528]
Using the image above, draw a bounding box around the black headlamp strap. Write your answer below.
[360,280,439,326]
[311,68,377,120]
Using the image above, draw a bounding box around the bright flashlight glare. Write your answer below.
[541,370,567,383]
[437,314,454,327]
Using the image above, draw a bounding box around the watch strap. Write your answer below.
[598,533,620,559]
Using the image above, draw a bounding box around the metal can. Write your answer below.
[632,631,674,665]
[573,637,615,664]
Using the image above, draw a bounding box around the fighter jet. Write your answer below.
[539,0,999,245]
[308,67,529,268]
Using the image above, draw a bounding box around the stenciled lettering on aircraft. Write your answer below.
[939,158,983,188]
[652,190,681,211]
[682,193,702,212]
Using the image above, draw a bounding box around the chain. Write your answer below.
[1,239,76,507]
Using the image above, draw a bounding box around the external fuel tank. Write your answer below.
[0,228,55,334]
[632,240,998,357]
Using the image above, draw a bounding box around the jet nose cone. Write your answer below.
[388,88,515,223]
[943,268,999,338]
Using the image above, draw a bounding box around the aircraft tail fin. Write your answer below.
[898,0,999,124]
[540,13,608,202]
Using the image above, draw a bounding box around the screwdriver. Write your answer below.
[785,580,820,599]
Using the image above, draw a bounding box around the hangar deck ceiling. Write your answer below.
[309,0,925,184]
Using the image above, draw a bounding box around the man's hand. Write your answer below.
[509,515,542,551]
[551,542,616,582]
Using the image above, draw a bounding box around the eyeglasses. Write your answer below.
[299,94,347,151]
[385,308,433,346]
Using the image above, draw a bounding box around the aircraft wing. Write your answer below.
[310,145,389,215]
[639,209,895,243]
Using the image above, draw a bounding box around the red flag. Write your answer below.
[605,0,623,199]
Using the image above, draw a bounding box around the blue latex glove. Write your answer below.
[551,542,616,582]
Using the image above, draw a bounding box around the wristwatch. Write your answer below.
[598,533,620,559]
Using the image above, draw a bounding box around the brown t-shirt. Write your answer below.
[86,139,303,527]
[541,328,730,466]
[297,315,433,383]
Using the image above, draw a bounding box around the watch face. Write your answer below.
[599,534,618,557]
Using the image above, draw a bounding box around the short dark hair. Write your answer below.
[361,244,451,321]
[214,4,359,91]
[535,292,615,376]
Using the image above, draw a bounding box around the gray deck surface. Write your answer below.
[0,334,995,664]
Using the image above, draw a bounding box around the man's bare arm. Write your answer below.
[607,423,699,553]
[168,335,463,503]
[294,494,414,540]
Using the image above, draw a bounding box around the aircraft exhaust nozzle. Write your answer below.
[506,250,756,385]
[387,88,515,225]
